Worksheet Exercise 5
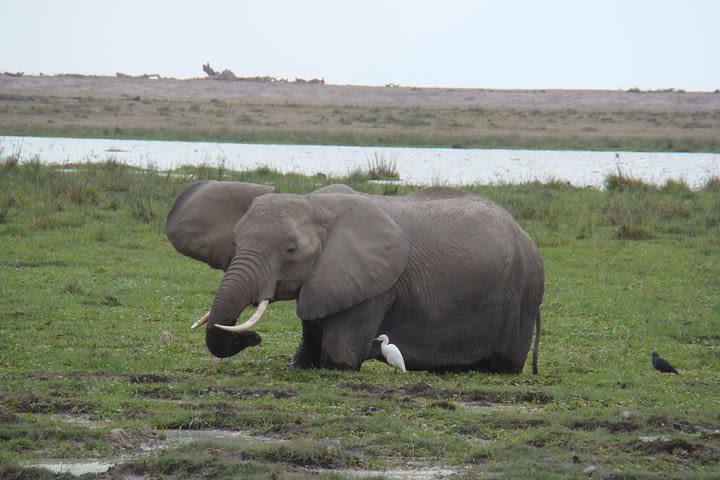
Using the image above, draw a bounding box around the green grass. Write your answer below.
[1,157,719,478]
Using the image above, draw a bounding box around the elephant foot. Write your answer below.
[290,351,320,369]
[290,341,321,369]
[291,321,322,369]
[291,341,362,371]
[320,354,361,371]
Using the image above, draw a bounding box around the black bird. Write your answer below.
[652,352,679,375]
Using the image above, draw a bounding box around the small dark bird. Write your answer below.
[652,352,679,375]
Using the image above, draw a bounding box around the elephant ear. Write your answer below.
[297,195,410,320]
[166,181,275,270]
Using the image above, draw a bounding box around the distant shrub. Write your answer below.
[701,176,720,193]
[19,157,44,183]
[100,156,128,173]
[604,193,654,240]
[704,179,720,229]
[344,153,400,183]
[605,172,652,193]
[1,154,19,173]
[660,179,693,196]
[346,167,369,184]
[253,165,279,177]
[0,194,14,224]
[128,192,159,224]
[511,201,551,221]
[63,179,100,206]
[575,215,600,240]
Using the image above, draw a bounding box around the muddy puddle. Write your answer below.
[30,460,457,479]
[460,401,543,413]
[26,427,459,479]
[28,459,116,475]
[334,467,458,479]
[26,428,262,476]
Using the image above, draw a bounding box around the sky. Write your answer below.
[2,0,719,91]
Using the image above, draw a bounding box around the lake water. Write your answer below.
[2,136,718,188]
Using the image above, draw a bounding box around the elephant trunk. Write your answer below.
[205,250,275,358]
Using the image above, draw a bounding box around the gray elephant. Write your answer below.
[166,181,544,373]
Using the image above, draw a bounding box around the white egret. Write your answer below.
[374,334,407,373]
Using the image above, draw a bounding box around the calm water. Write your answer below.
[2,136,718,188]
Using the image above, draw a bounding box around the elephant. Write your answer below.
[166,181,544,373]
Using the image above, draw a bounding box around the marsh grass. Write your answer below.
[1,158,719,478]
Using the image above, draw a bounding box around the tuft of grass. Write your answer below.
[128,193,160,224]
[605,171,651,194]
[102,295,121,307]
[61,279,82,294]
[702,175,720,192]
[614,221,654,240]
[347,153,400,182]
[1,154,19,173]
[366,152,399,180]
[0,193,14,224]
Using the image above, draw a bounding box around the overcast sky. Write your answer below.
[2,0,718,91]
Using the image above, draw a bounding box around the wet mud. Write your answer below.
[342,381,553,405]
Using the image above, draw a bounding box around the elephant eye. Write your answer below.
[285,241,298,255]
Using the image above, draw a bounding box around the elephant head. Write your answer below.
[166,180,276,353]
[166,182,408,359]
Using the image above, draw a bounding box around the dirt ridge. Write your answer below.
[2,75,719,111]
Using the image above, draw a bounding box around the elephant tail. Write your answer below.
[532,310,541,374]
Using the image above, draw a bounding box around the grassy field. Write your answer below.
[2,90,720,152]
[1,156,719,479]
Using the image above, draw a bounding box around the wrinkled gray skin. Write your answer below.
[166,181,543,373]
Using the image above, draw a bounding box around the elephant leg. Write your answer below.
[290,320,322,369]
[319,298,389,371]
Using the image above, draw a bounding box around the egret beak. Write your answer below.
[373,337,381,342]
[214,299,269,332]
[191,311,210,329]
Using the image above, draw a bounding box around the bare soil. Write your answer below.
[3,75,720,110]
[2,75,719,151]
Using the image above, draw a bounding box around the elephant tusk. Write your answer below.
[191,311,210,329]
[214,299,269,333]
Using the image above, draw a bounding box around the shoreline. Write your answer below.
[2,75,719,153]
[3,135,718,190]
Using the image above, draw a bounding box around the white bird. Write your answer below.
[374,334,407,373]
[159,330,173,345]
